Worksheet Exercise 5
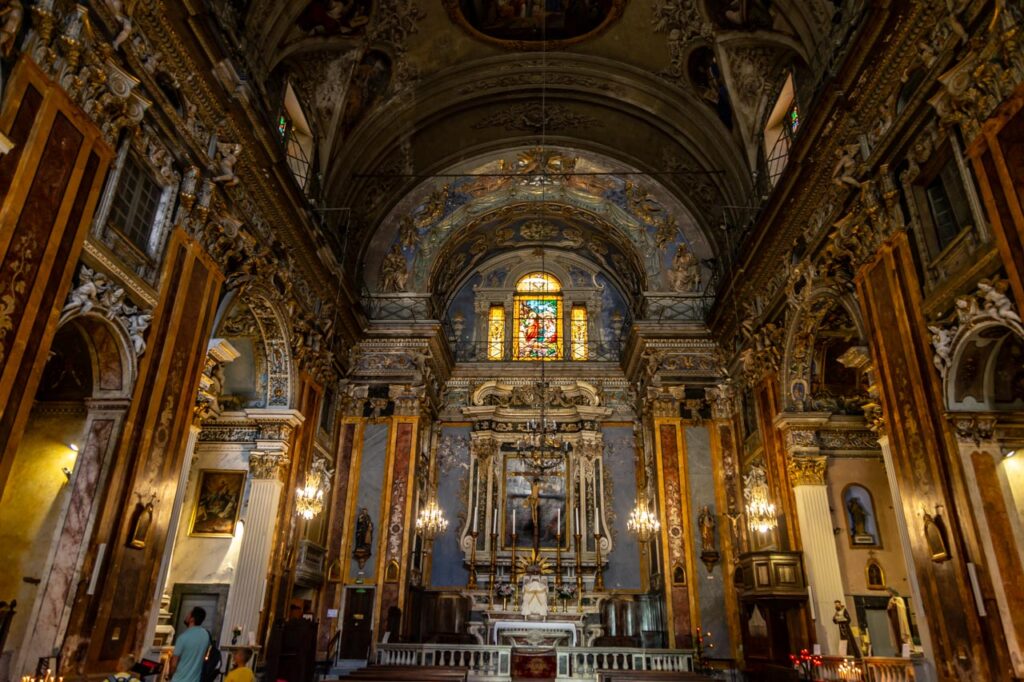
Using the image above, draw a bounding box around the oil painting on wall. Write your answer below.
[190,470,245,537]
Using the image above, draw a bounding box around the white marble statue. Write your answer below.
[522,577,548,619]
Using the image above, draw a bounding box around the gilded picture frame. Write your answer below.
[189,469,245,537]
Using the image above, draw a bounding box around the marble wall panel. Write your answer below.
[602,426,641,590]
[431,425,470,587]
[348,423,388,581]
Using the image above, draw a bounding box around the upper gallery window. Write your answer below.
[764,73,799,187]
[570,305,588,361]
[109,154,163,254]
[513,272,563,361]
[923,158,972,254]
[280,83,315,192]
[487,305,505,361]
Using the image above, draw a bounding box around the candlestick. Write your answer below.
[574,506,579,533]
[468,530,479,588]
[489,530,498,608]
[557,507,561,536]
[594,532,605,591]
[594,496,599,535]
[511,531,519,610]
[574,531,583,613]
[493,510,498,535]
[473,502,478,533]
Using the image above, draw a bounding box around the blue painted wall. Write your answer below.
[431,425,472,587]
[685,425,732,654]
[348,423,389,581]
[602,426,642,590]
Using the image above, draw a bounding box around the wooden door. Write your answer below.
[340,588,374,660]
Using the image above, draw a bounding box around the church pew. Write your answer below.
[597,672,718,682]
[342,665,469,680]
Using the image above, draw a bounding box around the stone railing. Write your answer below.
[376,644,693,681]
[816,655,921,682]
[558,647,694,678]
[377,643,512,680]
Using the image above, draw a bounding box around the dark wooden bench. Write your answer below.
[597,672,718,682]
[343,665,469,681]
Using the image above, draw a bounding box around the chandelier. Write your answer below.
[627,495,661,543]
[743,464,777,534]
[415,498,449,539]
[296,458,331,520]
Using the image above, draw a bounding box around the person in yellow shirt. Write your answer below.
[224,648,254,682]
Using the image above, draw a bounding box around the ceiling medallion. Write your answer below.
[443,0,627,49]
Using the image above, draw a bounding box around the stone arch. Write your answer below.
[781,285,866,411]
[943,319,1024,413]
[213,286,295,409]
[6,310,138,676]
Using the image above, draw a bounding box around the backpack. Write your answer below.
[202,629,221,682]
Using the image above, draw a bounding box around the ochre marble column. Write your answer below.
[856,231,1005,679]
[951,416,1024,677]
[652,406,697,649]
[373,394,422,643]
[61,229,223,674]
[0,58,113,494]
[787,455,845,654]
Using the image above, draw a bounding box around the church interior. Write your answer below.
[1,0,1024,681]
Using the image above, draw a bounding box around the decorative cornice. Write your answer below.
[787,455,827,487]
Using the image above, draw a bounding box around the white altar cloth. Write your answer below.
[491,619,577,646]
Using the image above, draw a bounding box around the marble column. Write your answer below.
[951,416,1024,677]
[788,455,845,654]
[221,416,299,645]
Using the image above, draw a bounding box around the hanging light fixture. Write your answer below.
[296,458,331,520]
[743,464,777,534]
[415,498,449,540]
[627,494,661,543]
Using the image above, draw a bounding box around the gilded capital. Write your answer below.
[249,451,288,481]
[787,455,828,487]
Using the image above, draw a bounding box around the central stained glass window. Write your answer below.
[513,272,563,360]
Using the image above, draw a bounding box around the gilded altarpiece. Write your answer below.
[856,232,1002,679]
[0,58,113,493]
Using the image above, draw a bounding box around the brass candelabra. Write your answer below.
[510,531,519,610]
[593,532,605,591]
[574,532,583,611]
[467,531,479,588]
[489,530,498,607]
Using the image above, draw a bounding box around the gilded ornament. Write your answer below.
[787,455,827,487]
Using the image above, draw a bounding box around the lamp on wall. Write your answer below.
[626,493,660,543]
[295,458,331,520]
[743,464,777,534]
[415,498,449,540]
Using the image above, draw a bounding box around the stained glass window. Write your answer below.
[487,305,505,361]
[788,104,800,134]
[570,306,588,361]
[513,272,563,360]
[278,114,290,139]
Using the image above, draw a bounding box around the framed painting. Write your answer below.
[502,455,568,549]
[189,469,245,537]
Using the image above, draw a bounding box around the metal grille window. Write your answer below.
[108,155,163,253]
[285,127,312,190]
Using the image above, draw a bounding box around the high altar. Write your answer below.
[457,380,613,647]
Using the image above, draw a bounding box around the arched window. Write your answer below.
[513,272,563,360]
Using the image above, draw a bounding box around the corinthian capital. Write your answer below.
[787,455,827,487]
[249,451,288,481]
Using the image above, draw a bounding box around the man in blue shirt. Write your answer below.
[168,607,211,682]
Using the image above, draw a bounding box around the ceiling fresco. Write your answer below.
[367,147,716,300]
[444,0,627,48]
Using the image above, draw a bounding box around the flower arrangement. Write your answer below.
[495,582,515,598]
[231,625,242,645]
[789,649,823,681]
[556,583,577,600]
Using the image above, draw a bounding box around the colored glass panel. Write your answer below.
[570,306,587,360]
[516,272,561,294]
[513,296,562,360]
[487,305,505,360]
[788,105,800,133]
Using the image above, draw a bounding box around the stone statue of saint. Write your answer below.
[353,507,374,568]
[847,496,869,537]
[832,600,862,657]
[886,588,912,650]
[522,577,548,619]
[698,505,716,553]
